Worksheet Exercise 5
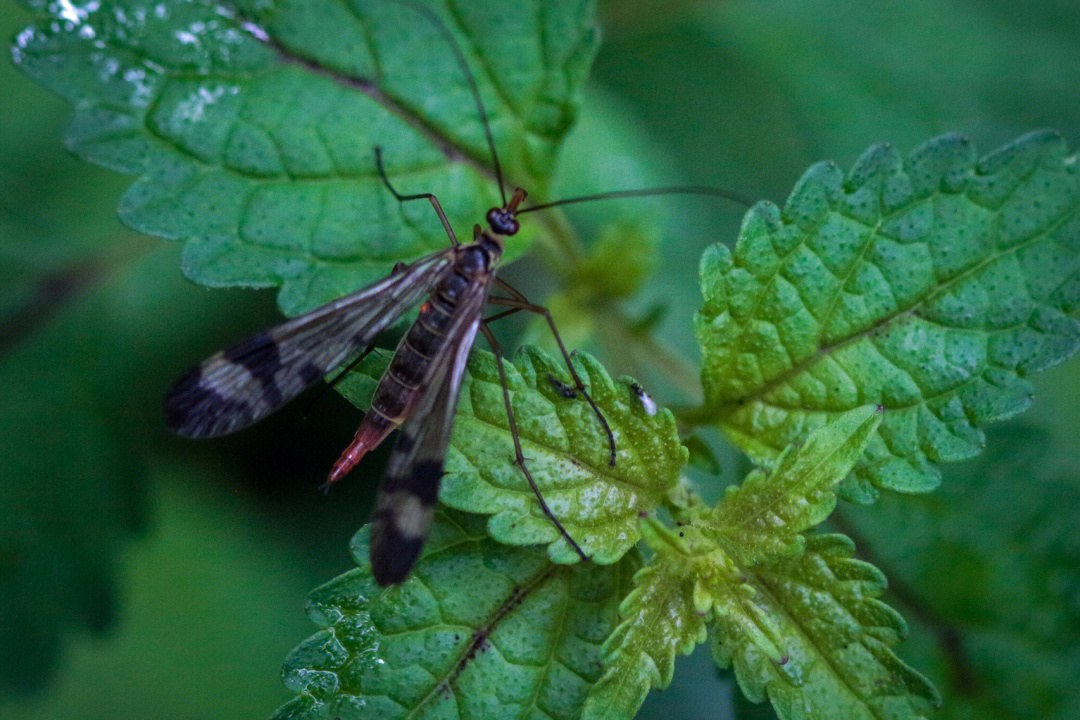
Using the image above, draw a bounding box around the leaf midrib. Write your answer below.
[756,554,931,718]
[403,561,560,719]
[704,177,1080,423]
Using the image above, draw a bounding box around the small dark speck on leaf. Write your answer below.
[780,655,790,665]
[638,511,648,518]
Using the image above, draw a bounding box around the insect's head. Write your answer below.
[486,187,527,236]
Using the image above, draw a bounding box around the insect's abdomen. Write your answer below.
[325,282,461,487]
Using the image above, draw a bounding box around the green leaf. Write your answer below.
[581,526,707,720]
[712,405,881,566]
[839,423,1080,720]
[584,403,879,720]
[338,346,687,565]
[12,0,599,314]
[695,131,1080,500]
[272,510,639,720]
[710,534,941,720]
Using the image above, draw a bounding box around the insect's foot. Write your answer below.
[547,374,577,399]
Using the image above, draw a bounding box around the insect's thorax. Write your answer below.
[456,232,503,277]
[364,235,501,426]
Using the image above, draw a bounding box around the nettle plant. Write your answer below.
[13,1,1080,719]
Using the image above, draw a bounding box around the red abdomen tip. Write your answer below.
[324,419,395,487]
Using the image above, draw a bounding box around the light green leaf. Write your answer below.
[710,534,940,720]
[272,510,638,720]
[338,346,687,565]
[712,406,881,566]
[581,528,707,720]
[695,131,1080,500]
[12,0,599,314]
[585,415,935,720]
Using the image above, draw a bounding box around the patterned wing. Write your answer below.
[368,279,488,586]
[164,252,455,438]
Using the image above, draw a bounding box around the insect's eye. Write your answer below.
[486,208,518,235]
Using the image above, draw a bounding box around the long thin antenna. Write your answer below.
[518,185,756,214]
[391,0,507,206]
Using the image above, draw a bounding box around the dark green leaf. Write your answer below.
[273,510,638,720]
[838,423,1080,719]
[12,0,599,314]
[0,242,277,695]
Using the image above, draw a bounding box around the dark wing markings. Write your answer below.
[368,278,488,586]
[164,251,456,438]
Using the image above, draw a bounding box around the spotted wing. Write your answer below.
[164,252,456,438]
[368,278,488,586]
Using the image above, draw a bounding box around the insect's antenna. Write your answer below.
[518,186,756,214]
[390,0,507,206]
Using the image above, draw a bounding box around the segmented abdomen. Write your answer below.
[325,280,462,486]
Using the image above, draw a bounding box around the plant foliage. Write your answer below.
[274,510,639,720]
[9,1,1080,719]
[338,347,685,565]
[695,131,1080,502]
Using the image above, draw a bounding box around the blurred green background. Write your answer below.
[2,1,1078,718]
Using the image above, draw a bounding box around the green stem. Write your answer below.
[529,207,711,428]
[533,205,585,271]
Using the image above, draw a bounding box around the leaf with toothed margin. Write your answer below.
[695,131,1080,501]
[582,412,886,720]
[580,524,708,720]
[709,534,941,720]
[271,509,639,720]
[840,423,1080,720]
[711,405,881,566]
[336,345,687,566]
[11,0,599,315]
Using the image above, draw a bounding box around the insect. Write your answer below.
[630,382,658,416]
[164,0,750,586]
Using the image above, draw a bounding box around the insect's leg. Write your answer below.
[479,321,588,562]
[374,146,458,246]
[325,342,381,391]
[485,291,617,467]
[483,305,523,324]
[485,304,575,397]
[492,276,529,302]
